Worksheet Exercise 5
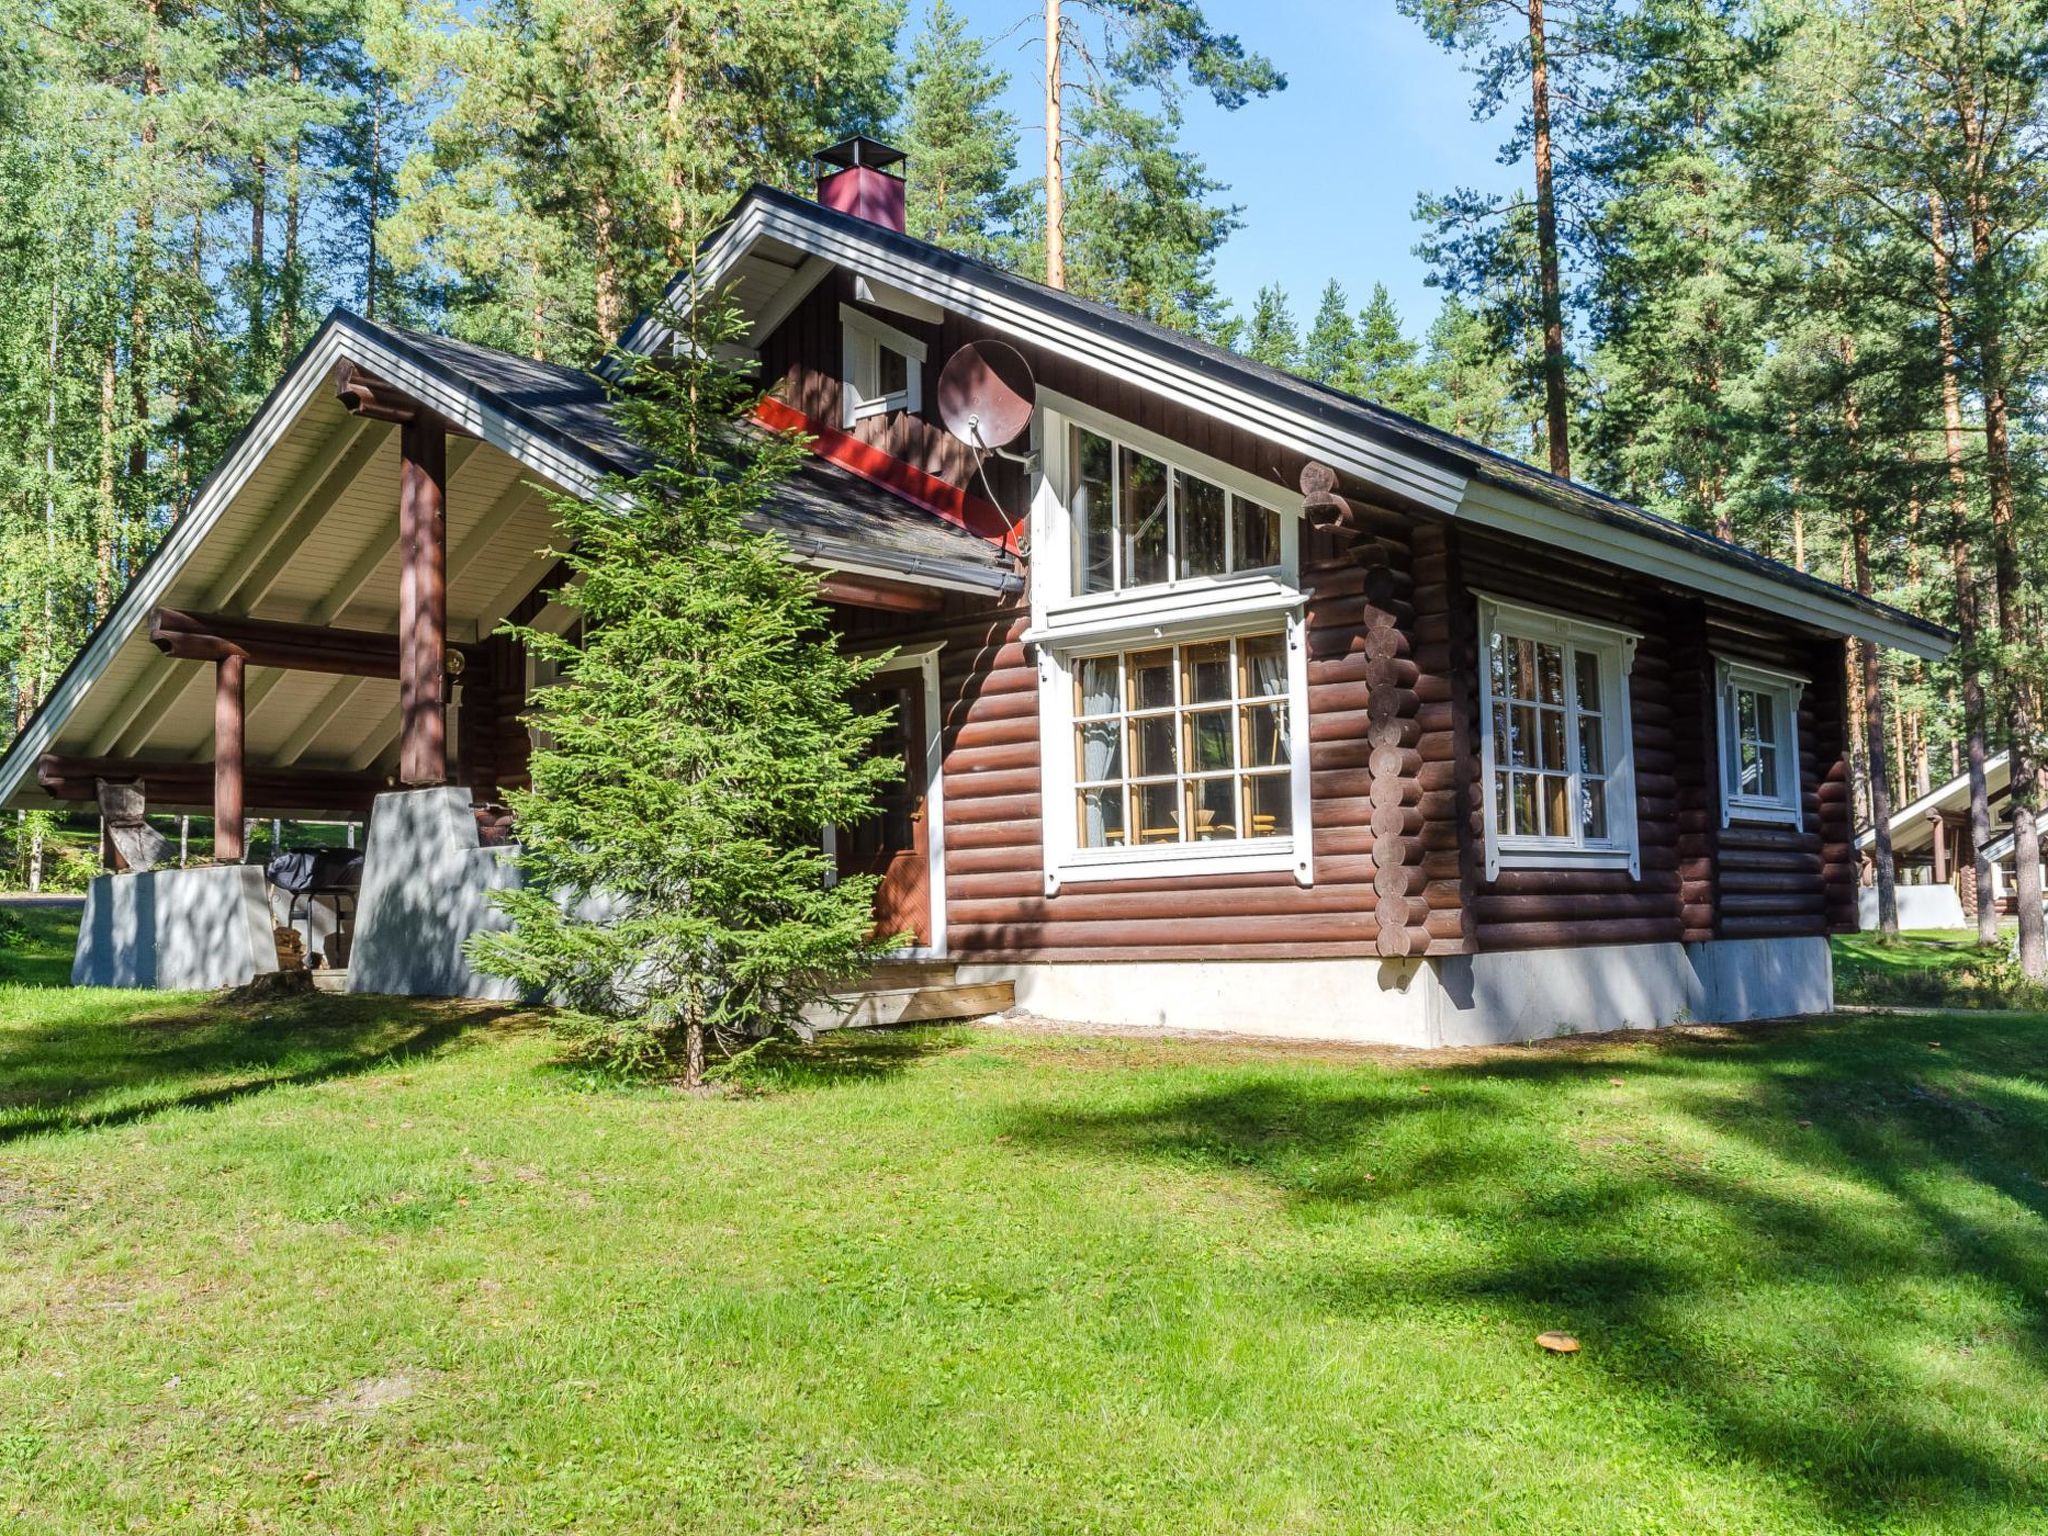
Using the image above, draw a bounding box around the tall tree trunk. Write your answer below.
[1960,112,2043,972]
[366,84,382,320]
[249,148,267,354]
[664,21,691,266]
[1528,0,1570,479]
[592,189,625,346]
[129,0,161,496]
[1043,0,1065,290]
[97,342,117,617]
[1843,342,1898,938]
[281,51,302,358]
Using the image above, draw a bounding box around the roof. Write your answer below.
[0,307,1017,810]
[360,319,1020,591]
[1857,752,2013,856]
[622,185,1954,659]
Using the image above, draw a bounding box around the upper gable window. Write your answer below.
[1068,425,1282,595]
[1716,657,1805,828]
[840,304,925,429]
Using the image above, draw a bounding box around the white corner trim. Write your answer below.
[1475,593,1642,882]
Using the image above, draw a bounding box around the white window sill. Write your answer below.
[1049,837,1308,892]
[1488,843,1639,880]
[1722,800,1802,828]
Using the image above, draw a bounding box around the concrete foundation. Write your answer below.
[346,787,523,999]
[1858,884,1967,931]
[957,934,1834,1047]
[72,864,279,990]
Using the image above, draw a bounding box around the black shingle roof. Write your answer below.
[643,186,1947,648]
[351,316,1022,593]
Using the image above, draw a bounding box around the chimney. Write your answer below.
[815,136,907,234]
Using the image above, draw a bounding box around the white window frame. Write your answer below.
[1716,656,1805,830]
[1027,393,1312,892]
[1476,594,1642,881]
[839,303,925,428]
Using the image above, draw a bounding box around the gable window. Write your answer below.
[840,304,925,428]
[1717,658,1805,828]
[1069,425,1282,595]
[1477,595,1640,880]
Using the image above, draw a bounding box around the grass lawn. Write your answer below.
[3,925,2047,1531]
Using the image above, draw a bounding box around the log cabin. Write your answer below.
[0,139,1954,1043]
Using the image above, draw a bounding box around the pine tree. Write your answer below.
[1060,84,1240,338]
[1037,0,1283,290]
[469,301,903,1084]
[1353,283,1426,413]
[1402,0,1595,477]
[1301,280,1360,391]
[1241,284,1298,369]
[900,1,1025,267]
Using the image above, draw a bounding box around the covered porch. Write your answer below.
[1,311,1020,996]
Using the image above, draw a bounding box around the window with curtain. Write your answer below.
[1072,633,1292,850]
[1477,598,1638,875]
[1716,658,1804,826]
[1069,426,1282,595]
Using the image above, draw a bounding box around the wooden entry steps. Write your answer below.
[806,959,1013,1032]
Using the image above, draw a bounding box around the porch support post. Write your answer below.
[214,654,246,862]
[1929,811,1950,886]
[398,417,448,785]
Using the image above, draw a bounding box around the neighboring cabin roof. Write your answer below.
[622,184,1954,660]
[1856,751,2013,856]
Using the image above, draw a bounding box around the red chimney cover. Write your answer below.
[815,137,907,233]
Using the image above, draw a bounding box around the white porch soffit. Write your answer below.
[635,187,1955,663]
[0,315,577,809]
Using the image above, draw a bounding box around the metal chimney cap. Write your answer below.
[816,136,907,175]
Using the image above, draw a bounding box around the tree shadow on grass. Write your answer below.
[1001,1013,2048,1524]
[0,991,524,1143]
[720,1024,975,1093]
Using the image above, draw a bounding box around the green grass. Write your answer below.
[3,914,2047,1531]
[1834,927,2048,1010]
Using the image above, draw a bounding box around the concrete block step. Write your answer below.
[805,980,1014,1031]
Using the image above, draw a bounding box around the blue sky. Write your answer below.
[942,0,1522,339]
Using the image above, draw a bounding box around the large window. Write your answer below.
[1070,426,1282,595]
[1072,634,1293,850]
[1477,597,1639,879]
[1717,658,1804,827]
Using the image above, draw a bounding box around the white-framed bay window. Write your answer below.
[840,304,925,428]
[1476,594,1641,881]
[1028,391,1312,891]
[1716,657,1805,828]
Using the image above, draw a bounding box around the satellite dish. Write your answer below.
[938,340,1036,451]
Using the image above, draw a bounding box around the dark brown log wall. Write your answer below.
[776,283,1858,956]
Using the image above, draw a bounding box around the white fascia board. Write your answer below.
[679,198,1953,662]
[1458,481,1951,660]
[0,318,613,807]
[0,323,363,805]
[659,202,1472,520]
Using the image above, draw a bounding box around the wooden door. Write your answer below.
[839,677,931,946]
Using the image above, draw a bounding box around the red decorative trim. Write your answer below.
[754,395,1021,553]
